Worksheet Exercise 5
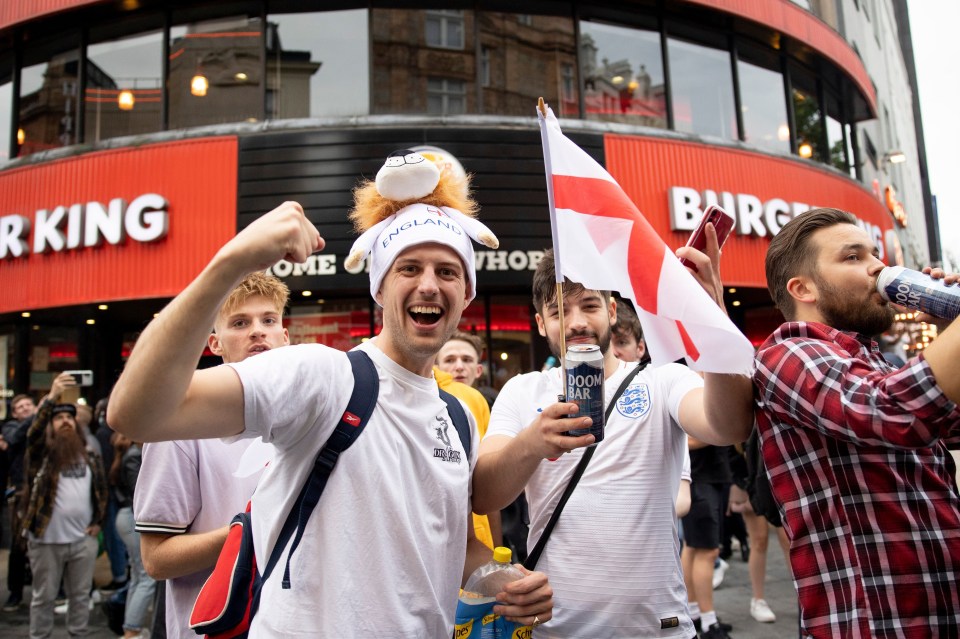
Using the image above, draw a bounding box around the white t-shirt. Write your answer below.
[37,461,93,544]
[487,360,702,638]
[134,437,272,639]
[228,340,477,638]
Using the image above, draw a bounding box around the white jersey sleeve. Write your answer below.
[134,440,201,534]
[226,343,352,449]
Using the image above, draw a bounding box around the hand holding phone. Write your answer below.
[679,205,736,273]
[64,370,94,387]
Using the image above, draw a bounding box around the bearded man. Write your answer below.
[22,372,107,639]
[755,207,960,638]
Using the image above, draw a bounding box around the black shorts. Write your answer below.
[681,482,725,549]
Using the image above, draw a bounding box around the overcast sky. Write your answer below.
[908,0,959,269]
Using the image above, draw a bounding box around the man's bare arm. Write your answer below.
[108,202,322,442]
[140,528,230,580]
[472,402,592,515]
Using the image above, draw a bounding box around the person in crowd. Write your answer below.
[93,397,129,595]
[110,195,553,635]
[681,441,733,637]
[437,330,485,388]
[437,329,499,408]
[610,298,648,364]
[434,351,502,549]
[755,207,960,637]
[2,393,36,612]
[22,372,108,639]
[727,434,789,625]
[74,404,101,458]
[133,272,289,639]
[472,238,754,638]
[111,431,154,639]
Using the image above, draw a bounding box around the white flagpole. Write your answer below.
[537,97,567,400]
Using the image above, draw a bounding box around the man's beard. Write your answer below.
[815,274,895,337]
[547,324,612,361]
[47,427,87,474]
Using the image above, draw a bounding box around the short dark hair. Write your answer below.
[612,299,643,341]
[446,331,484,359]
[532,249,609,313]
[765,208,857,320]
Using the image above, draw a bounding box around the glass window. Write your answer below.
[0,56,11,161]
[737,57,789,154]
[85,30,164,143]
[168,15,264,129]
[286,299,372,350]
[427,77,465,115]
[425,10,465,49]
[667,37,736,139]
[458,296,535,390]
[792,87,824,161]
[371,9,474,115]
[579,20,666,128]
[265,9,368,119]
[478,12,577,117]
[19,46,80,156]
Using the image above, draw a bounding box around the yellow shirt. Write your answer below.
[433,366,494,549]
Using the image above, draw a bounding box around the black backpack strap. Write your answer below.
[253,350,379,606]
[523,361,646,571]
[439,389,471,462]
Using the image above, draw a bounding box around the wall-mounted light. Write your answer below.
[191,74,209,97]
[883,150,907,165]
[117,89,135,110]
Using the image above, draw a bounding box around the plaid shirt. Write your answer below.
[754,321,960,639]
[22,399,108,540]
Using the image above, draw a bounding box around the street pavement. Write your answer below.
[0,536,799,638]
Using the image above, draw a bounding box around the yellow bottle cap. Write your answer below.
[493,546,512,563]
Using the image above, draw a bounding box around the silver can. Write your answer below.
[877,266,960,320]
[562,344,605,443]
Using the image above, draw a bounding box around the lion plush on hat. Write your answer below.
[345,149,499,303]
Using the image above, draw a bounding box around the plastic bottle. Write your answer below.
[876,266,960,320]
[455,547,531,638]
[460,546,525,603]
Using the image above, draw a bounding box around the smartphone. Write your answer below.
[64,370,94,387]
[679,205,736,273]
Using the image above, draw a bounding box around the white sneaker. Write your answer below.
[750,598,777,622]
[712,558,729,589]
[53,602,68,615]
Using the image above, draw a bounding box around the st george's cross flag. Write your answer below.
[537,105,754,374]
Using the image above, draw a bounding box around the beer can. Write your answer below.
[562,344,605,444]
[876,266,960,320]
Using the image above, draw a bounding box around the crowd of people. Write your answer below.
[0,150,958,639]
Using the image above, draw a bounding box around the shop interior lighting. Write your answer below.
[17,128,25,145]
[302,290,312,297]
[728,288,736,294]
[500,352,508,361]
[732,300,741,307]
[117,89,135,110]
[21,312,30,318]
[98,304,109,310]
[86,319,96,325]
[191,74,209,97]
[798,143,813,159]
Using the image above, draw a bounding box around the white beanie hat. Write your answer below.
[344,151,499,306]
[364,203,477,303]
